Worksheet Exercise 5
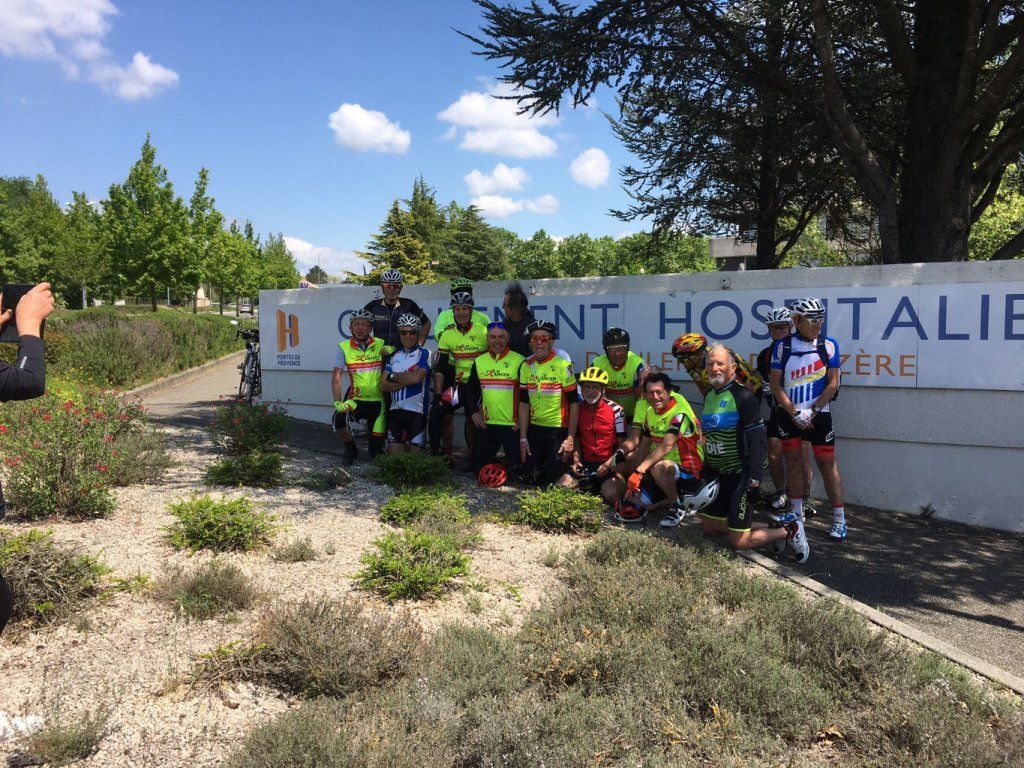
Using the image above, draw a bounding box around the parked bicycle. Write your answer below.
[231,320,261,403]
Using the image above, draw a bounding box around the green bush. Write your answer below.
[165,494,276,553]
[224,700,352,768]
[271,537,317,563]
[293,467,352,490]
[380,488,470,527]
[0,388,171,520]
[356,530,470,601]
[0,529,108,625]
[211,401,288,455]
[19,705,111,767]
[205,451,283,487]
[511,486,605,533]
[156,559,259,619]
[373,452,452,488]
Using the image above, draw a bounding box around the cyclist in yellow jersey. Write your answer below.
[518,320,579,484]
[465,322,525,473]
[332,308,393,464]
[434,277,490,335]
[591,327,645,421]
[671,332,762,398]
[429,291,488,460]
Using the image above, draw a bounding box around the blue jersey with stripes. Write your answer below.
[386,346,431,414]
[770,332,840,412]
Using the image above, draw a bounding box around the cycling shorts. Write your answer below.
[700,471,751,531]
[637,464,700,509]
[776,410,834,449]
[332,399,386,437]
[566,459,614,492]
[387,410,426,447]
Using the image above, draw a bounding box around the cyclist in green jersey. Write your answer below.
[332,308,393,464]
[434,277,491,334]
[465,322,526,473]
[591,327,645,421]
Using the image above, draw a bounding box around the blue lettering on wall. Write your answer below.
[1006,293,1024,340]
[938,295,970,340]
[750,300,773,341]
[701,300,743,340]
[555,304,585,340]
[836,297,877,340]
[592,303,619,333]
[980,294,989,340]
[337,310,353,339]
[882,296,928,340]
[659,301,691,340]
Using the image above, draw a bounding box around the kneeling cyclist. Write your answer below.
[332,308,391,464]
[380,314,430,453]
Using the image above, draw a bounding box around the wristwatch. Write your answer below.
[387,372,396,382]
[811,403,822,413]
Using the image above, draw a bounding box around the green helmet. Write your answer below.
[449,277,473,292]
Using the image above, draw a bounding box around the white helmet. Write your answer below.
[380,269,403,285]
[680,479,719,512]
[789,297,825,319]
[396,313,422,328]
[349,308,374,323]
[765,306,792,324]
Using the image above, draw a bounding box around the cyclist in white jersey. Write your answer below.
[380,314,431,453]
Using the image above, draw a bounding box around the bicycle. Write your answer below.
[231,321,261,403]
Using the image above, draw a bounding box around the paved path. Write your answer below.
[140,354,1024,679]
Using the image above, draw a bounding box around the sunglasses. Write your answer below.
[382,283,402,289]
[530,334,552,343]
[605,344,628,352]
[768,323,791,331]
[398,329,419,336]
[802,316,825,324]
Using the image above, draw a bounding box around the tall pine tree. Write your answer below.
[359,200,434,284]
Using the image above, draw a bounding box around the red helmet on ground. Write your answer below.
[478,462,507,488]
[613,498,646,523]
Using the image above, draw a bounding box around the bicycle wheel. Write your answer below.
[239,356,253,400]
[252,359,262,399]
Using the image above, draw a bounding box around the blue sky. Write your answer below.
[0,0,642,277]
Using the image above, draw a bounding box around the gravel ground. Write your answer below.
[0,425,580,767]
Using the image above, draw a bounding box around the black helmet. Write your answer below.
[525,319,557,340]
[602,327,630,348]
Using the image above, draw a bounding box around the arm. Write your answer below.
[770,369,797,418]
[737,390,767,485]
[518,397,532,462]
[415,304,431,345]
[466,364,486,428]
[811,368,841,409]
[331,368,344,403]
[381,367,427,392]
[635,431,677,476]
[433,350,452,398]
[0,282,54,402]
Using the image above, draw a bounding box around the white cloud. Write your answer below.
[570,147,611,188]
[438,125,457,142]
[284,236,370,279]
[327,103,411,154]
[464,163,530,196]
[0,0,179,100]
[524,194,560,214]
[470,193,560,219]
[438,82,559,158]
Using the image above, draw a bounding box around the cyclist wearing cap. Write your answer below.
[555,366,627,505]
[756,307,815,516]
[518,320,579,484]
[700,344,809,560]
[591,327,645,421]
[465,322,526,473]
[769,297,847,540]
[435,277,490,334]
[429,291,488,459]
[363,268,430,348]
[332,309,393,464]
[671,332,762,398]
[380,314,431,453]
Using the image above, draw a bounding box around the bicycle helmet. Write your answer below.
[450,291,474,307]
[578,366,610,386]
[671,332,708,360]
[396,313,422,328]
[349,308,374,322]
[380,269,403,285]
[478,462,507,488]
[613,498,645,523]
[450,277,473,292]
[765,306,792,324]
[679,478,719,513]
[789,297,826,319]
[525,319,558,340]
[602,327,630,348]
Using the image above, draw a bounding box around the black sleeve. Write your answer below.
[736,386,766,481]
[466,363,482,414]
[435,350,454,384]
[756,348,772,382]
[564,386,579,405]
[0,336,46,402]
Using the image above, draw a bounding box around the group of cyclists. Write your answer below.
[332,270,848,564]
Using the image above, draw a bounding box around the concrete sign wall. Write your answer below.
[261,260,1024,532]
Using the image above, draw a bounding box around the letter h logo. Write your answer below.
[276,310,300,351]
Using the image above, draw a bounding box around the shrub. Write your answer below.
[373,452,452,488]
[0,529,107,625]
[205,451,283,487]
[18,704,111,767]
[293,467,352,490]
[272,537,317,563]
[165,495,276,553]
[211,401,288,455]
[156,559,259,619]
[0,389,170,520]
[224,700,352,768]
[356,530,470,601]
[380,488,469,527]
[511,486,605,533]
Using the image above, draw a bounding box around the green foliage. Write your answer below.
[0,529,108,625]
[356,530,470,601]
[272,537,317,563]
[0,389,169,520]
[19,704,111,767]
[260,232,302,289]
[205,452,284,487]
[512,486,605,533]
[54,192,108,307]
[224,699,352,768]
[211,400,288,455]
[360,200,436,285]
[165,494,276,553]
[156,559,259,620]
[379,488,469,527]
[293,467,353,490]
[305,264,329,283]
[970,164,1024,261]
[0,174,66,285]
[372,452,452,488]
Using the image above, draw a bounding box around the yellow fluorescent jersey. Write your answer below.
[592,351,645,419]
[435,309,491,336]
[519,351,577,428]
[437,322,488,382]
[336,337,392,401]
[473,348,525,426]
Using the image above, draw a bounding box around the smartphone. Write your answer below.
[0,284,43,343]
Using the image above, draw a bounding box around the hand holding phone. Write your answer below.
[1,282,54,342]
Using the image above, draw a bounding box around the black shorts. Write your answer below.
[701,470,752,531]
[566,459,614,491]
[387,409,426,447]
[526,425,569,485]
[331,400,385,436]
[775,409,834,448]
[767,408,785,441]
[637,466,701,508]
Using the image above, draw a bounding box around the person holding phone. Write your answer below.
[0,281,55,634]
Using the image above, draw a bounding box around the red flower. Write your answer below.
[64,401,74,411]
[43,414,51,422]
[103,434,114,443]
[0,425,7,434]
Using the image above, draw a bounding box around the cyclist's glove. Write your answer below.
[334,399,356,413]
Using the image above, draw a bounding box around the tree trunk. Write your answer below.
[235,296,239,317]
[218,286,223,315]
[193,286,199,314]
[80,285,87,310]
[150,287,158,313]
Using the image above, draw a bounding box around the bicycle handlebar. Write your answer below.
[237,328,260,342]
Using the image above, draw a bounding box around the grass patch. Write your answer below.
[156,559,259,619]
[372,452,452,488]
[205,451,283,487]
[380,488,480,549]
[0,529,107,625]
[18,704,111,767]
[165,494,276,553]
[271,537,317,563]
[356,530,471,602]
[293,467,352,491]
[511,486,605,533]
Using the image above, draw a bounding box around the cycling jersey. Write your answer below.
[363,297,429,348]
[519,351,577,428]
[437,323,488,383]
[701,379,764,474]
[385,346,431,414]
[591,351,645,419]
[335,337,392,402]
[637,392,703,476]
[468,348,525,426]
[434,308,491,337]
[577,396,626,463]
[770,332,840,411]
[686,350,763,397]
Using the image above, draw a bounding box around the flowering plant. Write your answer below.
[211,400,288,455]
